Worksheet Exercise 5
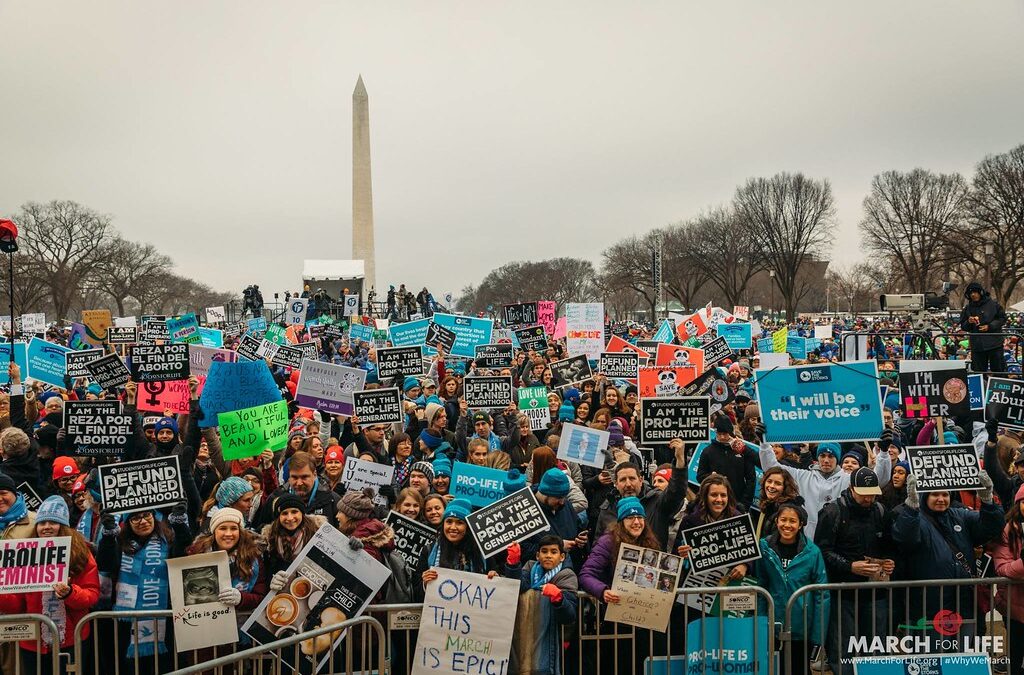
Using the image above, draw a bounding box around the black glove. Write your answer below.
[348,537,365,551]
[378,484,396,505]
[335,483,347,498]
[167,502,189,526]
[754,422,766,443]
[100,509,118,531]
[880,428,893,447]
[986,418,999,445]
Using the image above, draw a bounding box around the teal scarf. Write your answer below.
[115,535,170,657]
[530,561,563,590]
[0,494,28,527]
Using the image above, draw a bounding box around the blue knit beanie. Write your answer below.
[558,402,576,422]
[403,376,421,393]
[419,429,443,450]
[617,496,644,521]
[816,442,841,458]
[943,431,960,445]
[895,461,910,474]
[216,476,253,508]
[154,417,179,435]
[563,388,581,404]
[503,469,527,495]
[36,496,70,527]
[538,468,570,498]
[432,456,453,478]
[443,498,472,521]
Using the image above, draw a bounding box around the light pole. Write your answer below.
[985,241,995,295]
[0,220,19,359]
[768,270,776,318]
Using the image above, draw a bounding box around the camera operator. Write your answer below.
[959,281,1007,373]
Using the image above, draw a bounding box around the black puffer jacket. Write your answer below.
[959,282,1006,352]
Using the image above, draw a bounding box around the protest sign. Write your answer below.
[0,343,28,385]
[376,346,424,380]
[199,324,224,346]
[474,343,513,368]
[537,300,556,335]
[98,455,186,515]
[106,326,139,344]
[899,360,969,419]
[681,513,761,574]
[502,302,538,327]
[556,423,610,469]
[129,344,190,382]
[604,544,683,632]
[21,312,46,334]
[754,360,884,443]
[549,354,593,389]
[700,336,734,369]
[389,317,431,349]
[968,373,985,411]
[450,461,507,507]
[189,344,238,378]
[772,326,788,354]
[218,400,290,461]
[353,388,403,426]
[198,359,281,429]
[243,524,389,674]
[85,352,131,389]
[758,352,789,370]
[430,313,494,359]
[466,487,549,559]
[81,309,113,346]
[675,311,709,344]
[263,324,289,346]
[256,339,280,362]
[638,365,699,398]
[518,385,550,431]
[137,379,192,415]
[349,323,373,343]
[26,338,70,387]
[605,334,650,358]
[342,457,395,506]
[271,344,304,370]
[654,343,705,374]
[246,317,268,334]
[756,337,774,354]
[463,376,513,410]
[385,511,437,571]
[64,401,131,456]
[18,482,42,511]
[235,333,263,361]
[205,306,226,324]
[286,298,308,325]
[142,318,170,343]
[167,551,236,653]
[639,397,711,445]
[717,322,753,350]
[425,322,457,355]
[906,444,981,493]
[65,348,104,379]
[852,654,989,675]
[296,342,318,362]
[985,377,1024,430]
[786,336,820,360]
[686,616,771,675]
[343,294,359,316]
[512,324,548,353]
[167,313,202,344]
[294,359,366,416]
[679,368,734,415]
[412,569,518,675]
[652,319,675,344]
[0,537,72,593]
[565,302,604,360]
[814,324,833,340]
[599,352,639,380]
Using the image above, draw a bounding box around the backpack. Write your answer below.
[382,551,415,604]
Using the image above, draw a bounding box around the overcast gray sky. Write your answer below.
[2,1,1022,303]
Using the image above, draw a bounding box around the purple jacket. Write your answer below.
[579,533,616,598]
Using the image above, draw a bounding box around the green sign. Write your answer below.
[518,385,549,431]
[264,324,288,346]
[217,400,290,460]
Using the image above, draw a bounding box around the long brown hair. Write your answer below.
[118,515,175,554]
[606,518,661,562]
[758,467,800,510]
[190,527,261,581]
[687,475,739,523]
[44,526,92,577]
[267,514,321,562]
[530,446,558,484]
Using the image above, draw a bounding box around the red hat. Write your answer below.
[654,467,672,485]
[53,456,79,481]
[71,474,87,494]
[325,447,343,463]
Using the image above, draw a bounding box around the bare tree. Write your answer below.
[91,237,174,315]
[658,222,711,310]
[454,258,597,314]
[688,208,766,306]
[734,173,836,317]
[600,232,660,318]
[0,253,52,317]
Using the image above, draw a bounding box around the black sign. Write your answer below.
[681,514,761,574]
[85,353,131,389]
[636,340,662,354]
[307,324,326,340]
[463,376,513,410]
[129,344,190,382]
[599,352,639,380]
[17,482,42,511]
[236,333,263,361]
[296,341,319,361]
[639,397,711,445]
[98,455,186,515]
[906,444,981,492]
[985,377,1024,430]
[324,324,344,339]
[106,326,139,344]
[502,302,538,327]
[271,344,304,370]
[353,387,403,426]
[549,354,593,389]
[898,363,969,419]
[65,348,105,379]
[513,325,548,353]
[142,319,169,343]
[425,322,456,354]
[466,487,550,559]
[64,401,131,456]
[385,511,437,570]
[474,343,514,369]
[377,346,424,380]
[679,369,734,414]
[701,336,735,369]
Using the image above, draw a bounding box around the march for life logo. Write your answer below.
[849,610,1004,659]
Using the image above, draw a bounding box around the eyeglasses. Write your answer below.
[128,512,154,523]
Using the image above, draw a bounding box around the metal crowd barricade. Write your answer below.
[0,614,61,675]
[840,329,1024,369]
[783,577,1024,675]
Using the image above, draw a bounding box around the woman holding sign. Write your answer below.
[676,476,750,581]
[416,498,489,601]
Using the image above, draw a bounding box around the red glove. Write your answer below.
[541,583,563,604]
[506,542,521,566]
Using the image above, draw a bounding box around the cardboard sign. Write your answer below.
[98,455,186,515]
[565,302,605,361]
[26,338,70,387]
[353,387,403,426]
[655,343,705,374]
[717,322,753,350]
[556,423,610,469]
[286,298,308,325]
[604,544,683,633]
[463,375,513,410]
[474,343,513,368]
[675,311,709,343]
[985,377,1024,430]
[167,313,202,344]
[341,456,395,506]
[599,352,639,380]
[106,326,139,344]
[518,385,550,431]
[198,359,281,429]
[502,302,538,327]
[65,348,104,379]
[466,487,550,559]
[137,379,192,415]
[167,551,236,653]
[425,321,457,354]
[205,306,226,324]
[64,400,131,456]
[513,325,548,353]
[549,354,593,389]
[81,309,113,346]
[906,444,981,493]
[85,353,131,389]
[450,461,508,507]
[376,346,424,380]
[681,513,762,574]
[385,511,436,571]
[129,344,190,382]
[294,359,366,416]
[638,365,699,398]
[217,400,290,461]
[639,397,711,445]
[0,537,72,593]
[899,361,969,419]
[700,336,735,369]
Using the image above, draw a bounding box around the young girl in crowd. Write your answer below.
[422,494,447,528]
[392,488,424,521]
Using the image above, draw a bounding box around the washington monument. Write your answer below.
[352,75,375,292]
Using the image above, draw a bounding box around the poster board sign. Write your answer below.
[98,455,186,515]
[137,379,192,416]
[463,376,513,410]
[271,344,304,370]
[294,359,366,416]
[898,360,969,419]
[352,388,403,426]
[81,309,113,345]
[753,360,884,443]
[198,359,281,429]
[513,325,548,353]
[17,482,43,512]
[256,341,279,362]
[411,569,518,675]
[296,342,318,362]
[905,444,981,493]
[384,511,436,571]
[686,616,771,675]
[549,354,593,389]
[205,306,226,324]
[968,373,985,412]
[654,343,705,374]
[430,313,494,359]
[167,551,236,653]
[717,322,753,350]
[556,423,610,469]
[700,336,734,370]
[107,326,139,344]
[732,306,749,321]
[681,513,761,574]
[450,461,507,508]
[605,334,650,359]
[474,343,513,368]
[286,298,308,326]
[349,323,374,343]
[64,400,130,456]
[637,365,699,398]
[758,352,789,370]
[537,300,556,335]
[341,457,395,506]
[142,318,170,343]
[85,353,131,389]
[674,311,709,344]
[217,400,290,461]
[425,321,457,355]
[26,338,70,388]
[0,537,72,593]
[235,333,263,361]
[21,313,47,334]
[65,348,104,379]
[189,345,238,378]
[376,346,424,380]
[680,368,734,415]
[985,377,1024,430]
[167,313,202,344]
[565,302,604,361]
[814,324,833,340]
[129,344,190,382]
[466,487,549,559]
[518,385,550,431]
[502,302,538,327]
[388,317,431,349]
[652,319,675,344]
[599,352,639,380]
[245,317,267,334]
[639,397,711,445]
[604,544,683,633]
[343,295,359,316]
[242,524,389,674]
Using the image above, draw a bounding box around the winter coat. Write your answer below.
[879,482,907,511]
[520,490,582,564]
[813,490,892,584]
[260,514,327,577]
[347,519,396,603]
[959,282,1006,353]
[503,561,578,675]
[594,467,687,551]
[755,533,830,644]
[254,486,338,530]
[696,440,758,509]
[185,541,268,613]
[1,511,37,540]
[578,533,617,599]
[992,523,1024,622]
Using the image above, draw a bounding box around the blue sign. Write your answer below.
[718,322,753,350]
[167,313,202,344]
[198,327,224,348]
[684,616,771,675]
[389,318,431,349]
[653,319,675,344]
[968,373,984,411]
[26,338,71,388]
[450,461,507,507]
[246,317,267,334]
[198,360,282,429]
[754,360,884,443]
[431,313,494,359]
[756,338,773,354]
[0,342,29,385]
[787,337,820,360]
[349,323,374,342]
[853,654,990,675]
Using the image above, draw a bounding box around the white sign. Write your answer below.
[344,295,359,317]
[342,456,395,506]
[205,306,227,324]
[286,298,308,326]
[565,302,605,361]
[167,551,236,653]
[21,313,46,333]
